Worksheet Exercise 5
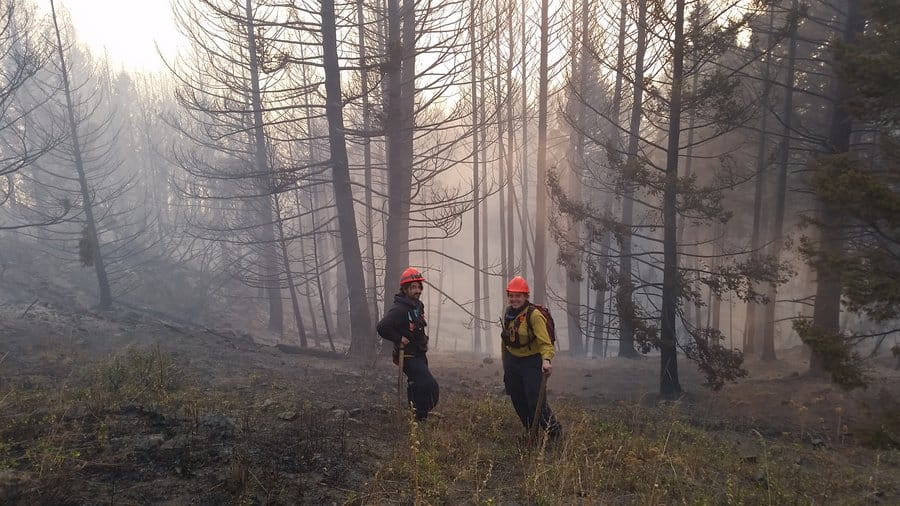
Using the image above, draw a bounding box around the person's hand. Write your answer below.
[400,337,410,347]
[542,359,552,377]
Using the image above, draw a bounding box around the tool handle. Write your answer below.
[396,346,406,408]
[529,372,548,442]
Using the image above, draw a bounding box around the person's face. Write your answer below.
[507,291,527,310]
[403,281,423,300]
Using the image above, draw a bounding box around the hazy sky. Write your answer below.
[51,0,183,73]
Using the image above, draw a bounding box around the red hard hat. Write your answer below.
[506,276,529,294]
[400,267,425,286]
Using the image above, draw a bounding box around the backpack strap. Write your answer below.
[524,304,536,343]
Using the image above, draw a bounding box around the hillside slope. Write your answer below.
[0,301,897,504]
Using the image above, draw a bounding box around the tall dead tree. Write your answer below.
[533,0,550,305]
[494,0,508,287]
[273,193,308,346]
[356,0,379,318]
[590,0,628,354]
[243,0,284,334]
[504,0,516,282]
[168,0,300,334]
[617,0,647,358]
[49,0,112,309]
[761,0,800,362]
[518,0,530,279]
[743,7,776,356]
[563,0,590,357]
[469,0,482,354]
[320,0,374,357]
[381,0,416,313]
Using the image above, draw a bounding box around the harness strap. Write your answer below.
[503,305,535,348]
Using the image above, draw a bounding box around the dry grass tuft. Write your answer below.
[360,394,899,504]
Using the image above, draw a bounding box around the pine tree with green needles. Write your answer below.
[796,0,900,387]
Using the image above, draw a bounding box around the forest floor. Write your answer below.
[0,301,898,504]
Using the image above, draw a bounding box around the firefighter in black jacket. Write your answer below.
[376,267,439,421]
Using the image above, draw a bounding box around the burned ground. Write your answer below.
[0,302,898,504]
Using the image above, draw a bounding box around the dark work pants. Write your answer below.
[502,351,561,436]
[403,355,439,420]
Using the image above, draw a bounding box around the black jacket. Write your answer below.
[376,294,429,356]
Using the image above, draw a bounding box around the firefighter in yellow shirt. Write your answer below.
[501,276,562,439]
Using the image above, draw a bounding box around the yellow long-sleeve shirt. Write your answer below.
[502,305,555,361]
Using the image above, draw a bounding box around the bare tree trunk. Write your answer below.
[469,0,482,354]
[296,190,321,347]
[335,247,351,338]
[565,0,589,357]
[762,0,800,362]
[244,0,283,334]
[660,0,686,399]
[434,260,444,349]
[381,0,415,314]
[357,0,379,319]
[479,5,490,347]
[299,62,328,350]
[274,195,308,347]
[533,0,550,305]
[505,0,516,280]
[565,165,584,356]
[495,0,508,288]
[810,0,862,375]
[592,0,628,354]
[519,0,530,279]
[744,8,775,356]
[680,68,700,337]
[321,0,374,356]
[309,188,335,351]
[50,0,112,310]
[305,277,321,346]
[617,0,647,358]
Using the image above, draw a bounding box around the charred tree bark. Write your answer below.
[434,262,444,349]
[321,0,374,357]
[660,0,685,400]
[762,0,800,362]
[810,0,862,375]
[679,64,700,337]
[505,1,516,281]
[519,0,530,279]
[533,0,550,305]
[295,190,321,347]
[617,0,647,358]
[356,0,380,319]
[479,5,490,348]
[744,8,775,356]
[591,0,628,353]
[469,0,482,354]
[495,0,508,289]
[244,0,283,334]
[564,0,590,357]
[50,0,112,310]
[309,188,335,351]
[381,0,415,315]
[274,195,308,347]
[335,247,351,338]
